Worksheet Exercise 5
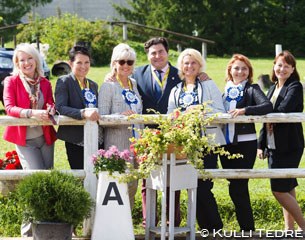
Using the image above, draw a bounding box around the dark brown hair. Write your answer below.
[68,45,91,62]
[144,37,169,53]
[271,50,300,82]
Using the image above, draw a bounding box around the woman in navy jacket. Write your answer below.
[258,51,305,231]
[220,54,272,231]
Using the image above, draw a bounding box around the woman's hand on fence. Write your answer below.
[228,108,245,118]
[32,109,50,121]
[257,149,268,160]
[121,110,136,116]
[83,109,100,121]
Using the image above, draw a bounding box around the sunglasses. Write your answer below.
[117,60,134,66]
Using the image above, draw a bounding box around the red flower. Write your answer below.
[5,163,16,170]
[129,143,137,156]
[1,151,22,170]
[5,151,13,159]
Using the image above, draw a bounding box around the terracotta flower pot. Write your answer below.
[166,144,187,160]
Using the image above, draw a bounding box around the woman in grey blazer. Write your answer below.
[55,45,100,169]
[98,43,142,208]
[167,48,225,232]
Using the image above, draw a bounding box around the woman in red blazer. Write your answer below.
[3,43,56,170]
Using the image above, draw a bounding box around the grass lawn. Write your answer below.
[1,55,305,236]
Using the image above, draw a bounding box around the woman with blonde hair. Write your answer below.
[3,43,56,170]
[168,48,226,231]
[98,43,142,208]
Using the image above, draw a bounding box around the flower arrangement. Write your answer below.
[92,145,132,175]
[0,150,21,170]
[126,103,240,180]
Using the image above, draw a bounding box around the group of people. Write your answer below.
[3,37,305,234]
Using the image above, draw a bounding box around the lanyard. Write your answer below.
[117,74,132,90]
[152,67,170,89]
[77,78,88,90]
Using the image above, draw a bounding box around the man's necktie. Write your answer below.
[154,70,163,100]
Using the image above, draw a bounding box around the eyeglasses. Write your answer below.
[117,60,134,66]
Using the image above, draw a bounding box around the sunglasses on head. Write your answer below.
[117,59,134,66]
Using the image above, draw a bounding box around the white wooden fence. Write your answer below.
[1,112,305,235]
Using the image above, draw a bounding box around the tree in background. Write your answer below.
[0,0,52,25]
[114,0,305,57]
[17,14,119,65]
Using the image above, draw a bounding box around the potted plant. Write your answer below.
[126,103,240,180]
[16,170,93,240]
[0,150,22,196]
[92,145,132,175]
[91,146,135,239]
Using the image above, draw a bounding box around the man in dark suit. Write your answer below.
[133,37,182,227]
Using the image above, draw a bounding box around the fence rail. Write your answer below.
[0,112,305,235]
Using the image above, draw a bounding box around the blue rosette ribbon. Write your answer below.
[122,89,138,105]
[226,85,243,102]
[179,92,199,109]
[82,88,97,108]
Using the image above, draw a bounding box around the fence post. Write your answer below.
[83,120,99,236]
[123,24,128,41]
[275,44,282,56]
[202,42,207,60]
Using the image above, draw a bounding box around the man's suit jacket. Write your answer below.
[55,73,98,144]
[258,77,304,153]
[133,63,181,114]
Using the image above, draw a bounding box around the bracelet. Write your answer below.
[26,109,32,118]
[80,109,85,119]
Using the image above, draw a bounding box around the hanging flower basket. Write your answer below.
[166,143,187,160]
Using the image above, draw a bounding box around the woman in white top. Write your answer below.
[168,48,226,231]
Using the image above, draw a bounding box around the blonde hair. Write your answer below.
[177,48,205,80]
[12,43,44,77]
[110,43,136,76]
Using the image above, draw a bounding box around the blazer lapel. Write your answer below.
[274,84,288,110]
[142,65,156,102]
[70,74,86,106]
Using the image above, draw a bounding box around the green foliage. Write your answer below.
[16,170,93,227]
[17,14,119,65]
[127,104,239,182]
[114,0,305,57]
[0,0,51,25]
[0,192,22,236]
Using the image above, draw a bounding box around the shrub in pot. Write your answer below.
[16,170,93,240]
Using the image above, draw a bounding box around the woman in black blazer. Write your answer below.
[55,45,100,169]
[220,54,272,231]
[258,51,305,231]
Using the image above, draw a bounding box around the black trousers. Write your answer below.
[65,142,84,169]
[220,140,257,231]
[196,154,223,231]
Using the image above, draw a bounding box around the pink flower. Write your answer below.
[91,155,97,163]
[108,145,119,155]
[120,150,131,162]
[97,149,106,157]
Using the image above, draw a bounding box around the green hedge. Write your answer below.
[17,14,119,65]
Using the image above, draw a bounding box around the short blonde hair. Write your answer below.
[12,43,44,77]
[110,43,136,75]
[177,48,205,80]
